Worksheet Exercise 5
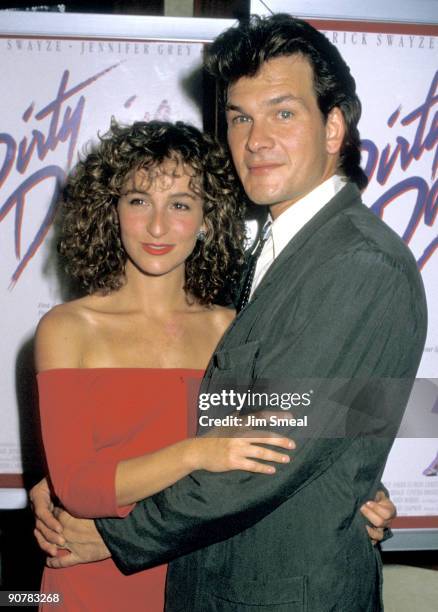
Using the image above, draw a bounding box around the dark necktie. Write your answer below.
[237,223,271,312]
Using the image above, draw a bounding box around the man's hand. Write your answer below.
[46,508,110,569]
[360,489,396,545]
[30,478,64,557]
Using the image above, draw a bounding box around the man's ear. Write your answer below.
[325,107,345,155]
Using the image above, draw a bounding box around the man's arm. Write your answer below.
[30,478,396,567]
[94,255,425,573]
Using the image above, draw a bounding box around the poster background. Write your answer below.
[314,26,438,525]
[0,36,206,479]
[0,12,236,510]
[0,10,437,546]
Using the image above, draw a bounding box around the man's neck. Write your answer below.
[269,174,344,221]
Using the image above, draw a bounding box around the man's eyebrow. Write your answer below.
[225,103,244,113]
[225,94,301,112]
[266,94,301,106]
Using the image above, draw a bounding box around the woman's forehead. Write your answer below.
[123,158,201,193]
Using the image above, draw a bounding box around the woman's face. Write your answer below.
[117,159,205,278]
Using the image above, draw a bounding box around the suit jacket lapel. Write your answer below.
[247,182,362,305]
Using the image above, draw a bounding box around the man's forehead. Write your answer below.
[226,53,313,101]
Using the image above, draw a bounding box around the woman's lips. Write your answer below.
[141,243,175,255]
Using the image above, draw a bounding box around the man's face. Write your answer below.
[226,54,345,218]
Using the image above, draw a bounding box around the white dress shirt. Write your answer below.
[250,175,346,297]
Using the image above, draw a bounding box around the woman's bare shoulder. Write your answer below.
[34,297,95,372]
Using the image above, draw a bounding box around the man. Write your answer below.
[32,14,426,610]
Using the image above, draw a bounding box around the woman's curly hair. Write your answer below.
[59,119,246,305]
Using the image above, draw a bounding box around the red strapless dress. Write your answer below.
[38,368,203,612]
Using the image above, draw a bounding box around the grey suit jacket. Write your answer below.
[96,183,427,611]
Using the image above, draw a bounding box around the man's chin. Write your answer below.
[243,186,282,206]
[246,192,288,207]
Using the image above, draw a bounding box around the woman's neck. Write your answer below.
[116,263,194,315]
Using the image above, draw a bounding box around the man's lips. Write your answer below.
[247,162,283,175]
[141,243,175,255]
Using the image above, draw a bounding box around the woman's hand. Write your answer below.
[29,477,65,557]
[188,413,296,474]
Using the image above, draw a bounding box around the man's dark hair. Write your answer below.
[205,13,368,190]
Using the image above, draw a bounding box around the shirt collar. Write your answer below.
[270,175,346,258]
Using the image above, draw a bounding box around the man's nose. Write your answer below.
[246,120,275,152]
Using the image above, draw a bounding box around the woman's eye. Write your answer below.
[129,198,146,206]
[172,202,190,210]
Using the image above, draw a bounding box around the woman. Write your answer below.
[35,120,295,611]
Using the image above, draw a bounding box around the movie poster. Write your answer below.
[0,31,204,479]
[1,11,437,530]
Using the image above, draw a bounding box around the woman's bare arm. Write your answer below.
[115,434,294,506]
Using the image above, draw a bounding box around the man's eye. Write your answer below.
[231,115,251,124]
[278,110,293,119]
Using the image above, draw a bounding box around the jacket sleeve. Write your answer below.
[96,252,426,573]
[38,371,134,518]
